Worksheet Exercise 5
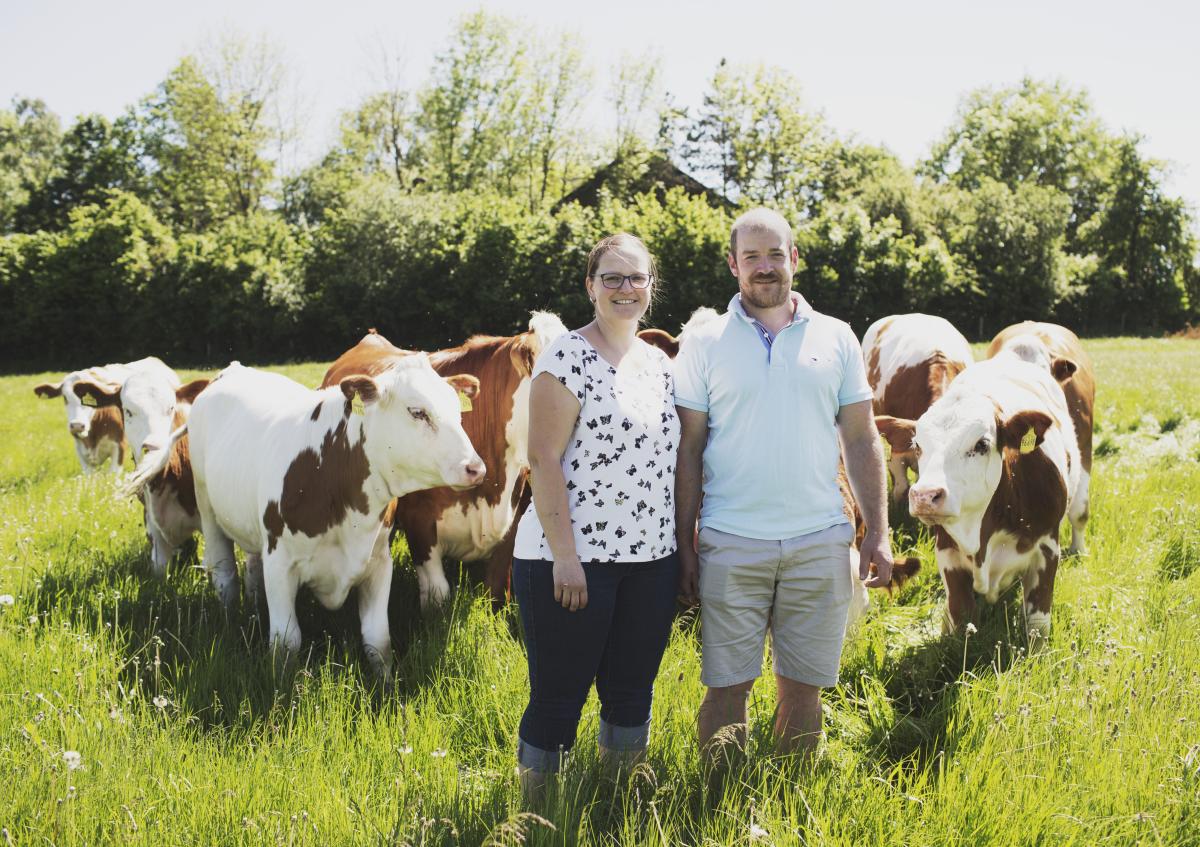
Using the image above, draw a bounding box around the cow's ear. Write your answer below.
[175,379,210,405]
[73,380,122,407]
[340,376,380,411]
[33,381,63,398]
[875,415,917,454]
[999,410,1054,454]
[444,373,480,400]
[1050,357,1077,383]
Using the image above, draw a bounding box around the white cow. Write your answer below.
[125,358,485,675]
[877,352,1080,643]
[34,357,179,472]
[82,372,211,575]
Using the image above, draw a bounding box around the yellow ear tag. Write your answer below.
[1019,427,1037,454]
[879,434,892,462]
[352,396,365,416]
[81,394,98,408]
[458,390,473,413]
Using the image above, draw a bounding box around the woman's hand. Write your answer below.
[553,556,588,611]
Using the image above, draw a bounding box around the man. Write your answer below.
[674,207,893,758]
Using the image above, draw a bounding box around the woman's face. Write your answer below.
[587,245,652,325]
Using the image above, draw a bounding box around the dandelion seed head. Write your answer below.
[62,750,82,770]
[0,594,14,607]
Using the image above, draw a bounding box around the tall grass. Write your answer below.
[1,340,1198,845]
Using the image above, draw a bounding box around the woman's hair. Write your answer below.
[585,233,662,314]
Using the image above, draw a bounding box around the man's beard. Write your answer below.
[740,275,791,309]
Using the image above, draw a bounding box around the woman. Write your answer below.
[512,233,680,795]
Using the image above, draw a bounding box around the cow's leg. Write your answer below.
[195,484,239,613]
[244,553,265,611]
[74,440,94,474]
[416,547,451,608]
[358,534,394,678]
[483,524,519,606]
[261,550,302,658]
[111,441,125,473]
[940,563,977,635]
[1022,543,1059,650]
[888,451,911,504]
[1067,468,1090,556]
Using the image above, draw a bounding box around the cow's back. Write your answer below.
[189,366,319,553]
[864,313,972,419]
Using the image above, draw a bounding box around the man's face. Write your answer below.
[728,225,798,310]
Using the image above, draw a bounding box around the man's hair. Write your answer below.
[729,208,795,257]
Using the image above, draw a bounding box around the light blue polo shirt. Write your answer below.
[673,292,873,541]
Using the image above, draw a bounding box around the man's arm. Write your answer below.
[675,406,708,605]
[836,399,894,588]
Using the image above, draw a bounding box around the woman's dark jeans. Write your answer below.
[513,552,678,772]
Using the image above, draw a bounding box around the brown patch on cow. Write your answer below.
[175,379,210,405]
[875,415,917,455]
[322,327,544,602]
[637,328,680,359]
[866,345,882,401]
[878,354,966,423]
[943,567,978,631]
[997,410,1054,454]
[81,406,127,465]
[978,431,1068,561]
[73,380,122,408]
[340,376,379,405]
[987,321,1095,472]
[310,402,324,421]
[261,418,372,554]
[147,408,198,517]
[1024,543,1060,617]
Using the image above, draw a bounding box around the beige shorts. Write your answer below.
[697,522,855,688]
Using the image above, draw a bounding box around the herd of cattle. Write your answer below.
[31,309,1094,670]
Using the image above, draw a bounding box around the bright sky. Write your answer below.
[3,0,1197,221]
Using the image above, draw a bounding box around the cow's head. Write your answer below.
[119,372,210,461]
[1000,333,1078,384]
[343,353,485,497]
[885,393,1053,554]
[35,372,121,440]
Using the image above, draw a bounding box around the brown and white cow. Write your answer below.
[877,352,1081,644]
[636,307,721,359]
[124,360,485,675]
[862,314,973,504]
[321,312,567,607]
[84,372,211,575]
[33,357,179,473]
[986,321,1095,555]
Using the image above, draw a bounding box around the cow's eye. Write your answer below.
[408,407,430,423]
[971,438,989,455]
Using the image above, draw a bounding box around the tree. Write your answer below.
[0,98,62,233]
[415,12,527,193]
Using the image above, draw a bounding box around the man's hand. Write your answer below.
[677,528,699,606]
[858,531,895,589]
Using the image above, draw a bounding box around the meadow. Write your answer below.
[1,337,1198,846]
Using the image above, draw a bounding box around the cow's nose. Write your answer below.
[69,422,85,435]
[464,460,486,485]
[910,487,946,511]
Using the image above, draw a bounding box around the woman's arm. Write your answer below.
[527,372,588,610]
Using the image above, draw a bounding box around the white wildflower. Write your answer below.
[430,749,448,758]
[398,745,413,755]
[749,823,770,841]
[0,594,14,607]
[152,695,170,709]
[62,750,82,770]
[965,622,978,634]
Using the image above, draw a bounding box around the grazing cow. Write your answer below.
[33,357,179,473]
[124,359,485,675]
[83,373,211,575]
[862,314,973,504]
[321,312,567,606]
[986,321,1095,555]
[876,352,1081,643]
[636,307,721,359]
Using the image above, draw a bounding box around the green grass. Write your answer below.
[2,339,1199,845]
